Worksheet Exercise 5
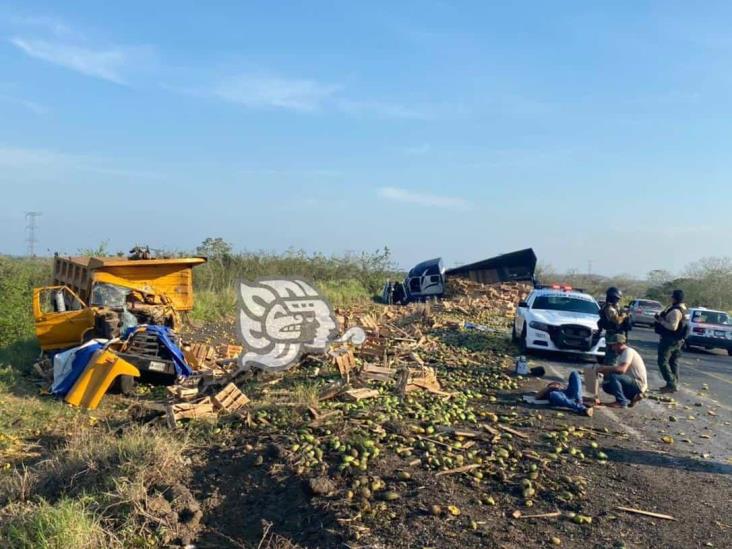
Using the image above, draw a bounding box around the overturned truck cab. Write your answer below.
[383,257,446,304]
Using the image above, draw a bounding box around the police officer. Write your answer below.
[599,287,629,365]
[654,289,687,393]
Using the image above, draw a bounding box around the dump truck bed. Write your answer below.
[53,255,206,311]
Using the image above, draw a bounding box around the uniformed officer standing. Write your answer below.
[598,287,628,365]
[654,289,687,393]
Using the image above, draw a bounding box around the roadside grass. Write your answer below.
[1,497,111,549]
[317,278,374,307]
[190,288,237,322]
[191,278,377,322]
[290,382,321,410]
[1,425,194,547]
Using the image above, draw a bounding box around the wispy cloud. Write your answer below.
[7,14,156,85]
[0,146,78,167]
[207,73,437,118]
[213,75,340,112]
[10,37,136,84]
[0,146,163,181]
[336,99,431,119]
[377,186,472,210]
[0,92,47,115]
[8,15,78,39]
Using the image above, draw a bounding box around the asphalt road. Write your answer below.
[626,324,732,412]
[524,324,732,464]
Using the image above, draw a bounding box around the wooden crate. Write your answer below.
[212,382,250,413]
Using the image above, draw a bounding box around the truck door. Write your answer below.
[33,286,96,351]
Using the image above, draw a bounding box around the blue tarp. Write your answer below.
[123,325,192,377]
[51,341,105,396]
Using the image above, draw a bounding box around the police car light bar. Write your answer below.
[534,283,587,293]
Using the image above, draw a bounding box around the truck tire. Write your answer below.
[520,326,528,353]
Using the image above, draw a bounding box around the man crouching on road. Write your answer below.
[597,334,647,408]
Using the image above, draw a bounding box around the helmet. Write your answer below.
[672,289,685,302]
[605,286,622,303]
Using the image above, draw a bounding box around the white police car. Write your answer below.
[684,307,732,356]
[512,285,606,360]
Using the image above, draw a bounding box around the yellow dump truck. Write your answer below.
[34,254,206,351]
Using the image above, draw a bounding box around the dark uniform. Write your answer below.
[600,302,627,365]
[655,294,687,392]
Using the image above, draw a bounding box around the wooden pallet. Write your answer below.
[341,388,379,402]
[223,344,243,359]
[183,343,218,369]
[331,348,357,377]
[212,382,250,413]
[165,386,199,401]
[361,363,396,382]
[166,397,215,428]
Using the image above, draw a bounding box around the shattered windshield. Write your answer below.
[91,283,131,308]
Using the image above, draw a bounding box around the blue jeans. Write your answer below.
[602,373,641,407]
[548,371,587,414]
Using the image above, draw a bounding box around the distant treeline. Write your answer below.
[193,237,401,297]
[537,256,732,311]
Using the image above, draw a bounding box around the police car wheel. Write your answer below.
[511,323,519,343]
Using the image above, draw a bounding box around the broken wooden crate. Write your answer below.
[212,382,250,413]
[166,397,215,428]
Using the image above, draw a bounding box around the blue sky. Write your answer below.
[1,1,730,276]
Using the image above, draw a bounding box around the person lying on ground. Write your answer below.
[535,371,594,417]
[596,333,648,408]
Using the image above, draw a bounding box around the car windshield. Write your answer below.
[692,311,731,326]
[90,283,131,308]
[532,295,599,314]
[637,300,662,309]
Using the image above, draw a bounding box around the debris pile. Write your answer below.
[444,278,532,320]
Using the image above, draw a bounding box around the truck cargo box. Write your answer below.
[53,255,206,311]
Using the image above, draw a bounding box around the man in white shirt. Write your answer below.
[597,334,647,408]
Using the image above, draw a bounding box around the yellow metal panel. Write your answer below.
[65,350,140,410]
[33,287,96,351]
[92,266,195,310]
[52,255,206,311]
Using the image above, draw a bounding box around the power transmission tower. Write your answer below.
[25,211,42,257]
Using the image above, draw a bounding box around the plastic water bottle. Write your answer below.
[515,355,529,375]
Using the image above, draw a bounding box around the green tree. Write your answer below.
[196,237,233,260]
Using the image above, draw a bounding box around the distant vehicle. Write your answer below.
[628,299,663,327]
[405,257,445,301]
[684,307,732,356]
[513,285,605,361]
[382,258,445,304]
